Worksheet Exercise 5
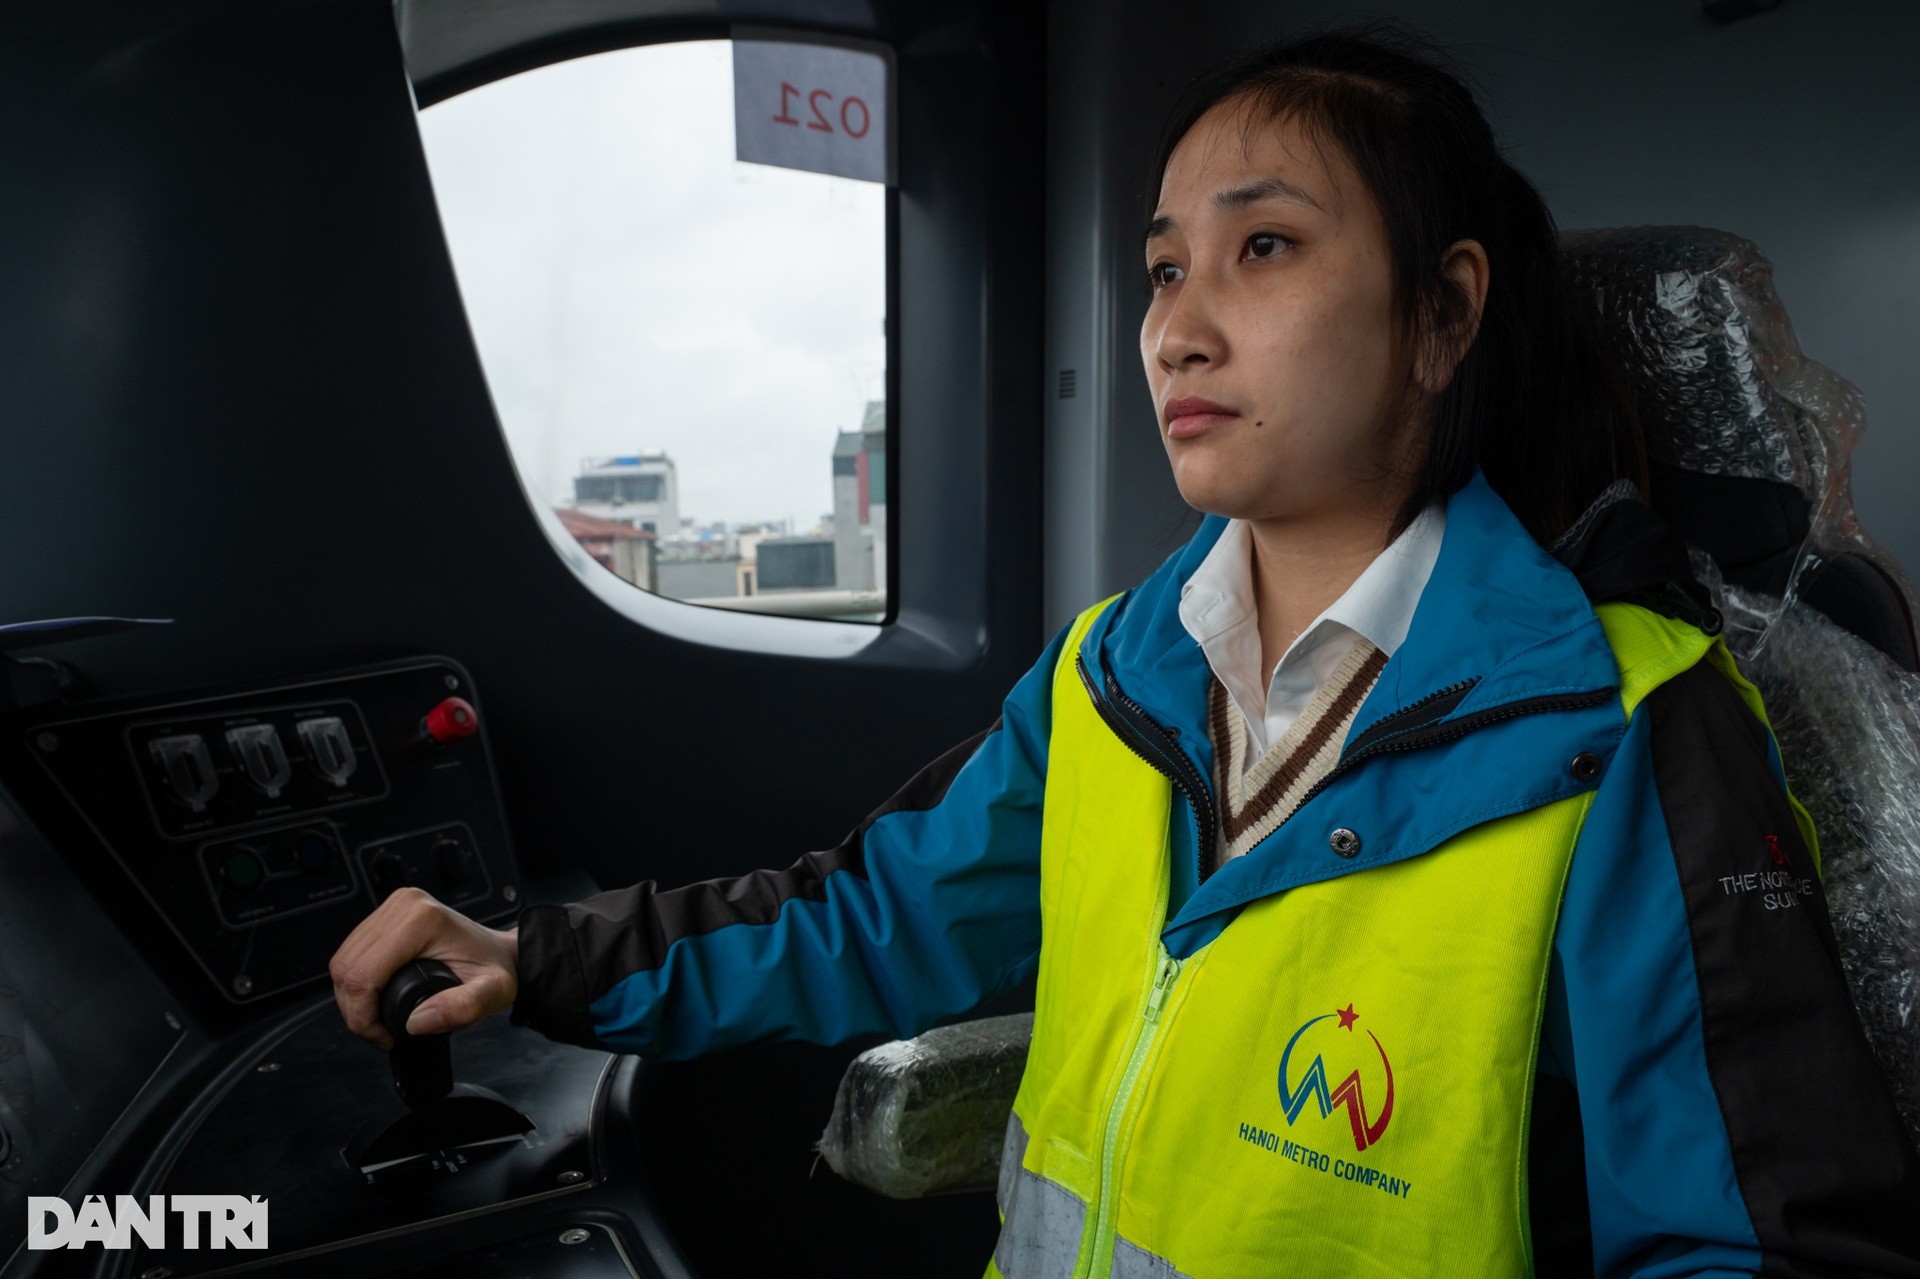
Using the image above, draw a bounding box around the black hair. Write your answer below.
[1150,26,1646,543]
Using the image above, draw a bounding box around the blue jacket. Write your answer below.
[514,474,1920,1277]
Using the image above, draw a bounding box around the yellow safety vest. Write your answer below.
[989,595,1794,1279]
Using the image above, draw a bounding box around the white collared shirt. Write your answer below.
[1177,503,1445,769]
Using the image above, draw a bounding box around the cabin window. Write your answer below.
[419,38,891,624]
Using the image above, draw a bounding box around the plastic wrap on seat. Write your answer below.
[816,1012,1032,1199]
[1705,572,1920,1131]
[1564,225,1920,1135]
[1562,227,1857,491]
[1562,226,1918,652]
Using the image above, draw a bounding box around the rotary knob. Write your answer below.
[430,835,476,895]
[368,850,410,897]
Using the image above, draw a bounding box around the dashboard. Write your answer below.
[0,659,690,1279]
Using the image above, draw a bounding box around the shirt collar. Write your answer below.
[1177,501,1446,663]
[1319,501,1445,657]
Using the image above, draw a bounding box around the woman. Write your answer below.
[331,31,1920,1277]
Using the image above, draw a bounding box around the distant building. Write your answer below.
[569,453,680,536]
[757,537,837,591]
[659,518,753,561]
[554,508,655,589]
[831,400,887,590]
[657,557,742,601]
[555,416,886,611]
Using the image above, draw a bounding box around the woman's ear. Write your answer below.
[1416,239,1491,395]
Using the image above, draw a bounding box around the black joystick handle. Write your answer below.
[380,958,460,1109]
[345,957,537,1172]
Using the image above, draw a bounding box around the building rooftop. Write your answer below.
[554,508,656,540]
[579,453,674,473]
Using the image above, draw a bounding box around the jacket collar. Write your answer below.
[1079,471,1630,953]
[1087,472,1619,747]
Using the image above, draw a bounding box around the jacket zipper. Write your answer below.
[1293,687,1618,813]
[1077,948,1182,1279]
[1076,653,1218,858]
[1340,676,1477,755]
[1079,651,1615,856]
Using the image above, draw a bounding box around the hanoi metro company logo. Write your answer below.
[1279,1003,1396,1151]
[1236,1003,1413,1201]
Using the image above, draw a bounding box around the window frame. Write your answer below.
[414,24,908,661]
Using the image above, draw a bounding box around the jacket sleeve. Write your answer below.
[504,624,1069,1060]
[1546,655,1920,1278]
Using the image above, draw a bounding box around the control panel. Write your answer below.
[6,658,520,1003]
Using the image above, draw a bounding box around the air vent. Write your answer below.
[1057,368,1077,399]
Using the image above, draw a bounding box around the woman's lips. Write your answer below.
[1163,395,1239,440]
[1167,411,1238,439]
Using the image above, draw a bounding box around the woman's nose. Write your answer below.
[1151,282,1225,371]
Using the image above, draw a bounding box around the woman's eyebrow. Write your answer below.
[1213,175,1324,212]
[1143,175,1326,249]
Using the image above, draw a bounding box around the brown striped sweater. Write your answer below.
[1203,638,1388,877]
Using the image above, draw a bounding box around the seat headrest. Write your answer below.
[1560,226,1865,504]
[1561,226,1918,673]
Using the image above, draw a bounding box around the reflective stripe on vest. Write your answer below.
[990,596,1734,1279]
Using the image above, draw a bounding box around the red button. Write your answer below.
[424,697,479,744]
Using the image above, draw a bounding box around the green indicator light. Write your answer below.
[224,850,264,890]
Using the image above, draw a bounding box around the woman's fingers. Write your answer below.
[328,887,475,1049]
[405,965,514,1035]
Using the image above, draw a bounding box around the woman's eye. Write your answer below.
[1243,232,1291,260]
[1147,261,1183,290]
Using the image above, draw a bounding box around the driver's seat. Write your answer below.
[1564,226,1920,1140]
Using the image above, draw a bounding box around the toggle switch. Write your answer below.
[225,724,292,798]
[297,716,357,786]
[149,734,219,811]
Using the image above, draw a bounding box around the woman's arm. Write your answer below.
[505,623,1071,1060]
[1550,656,1920,1277]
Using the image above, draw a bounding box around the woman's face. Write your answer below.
[1141,100,1418,527]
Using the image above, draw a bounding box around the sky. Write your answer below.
[417,40,888,531]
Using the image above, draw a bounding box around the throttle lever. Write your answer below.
[344,957,536,1173]
[380,958,459,1108]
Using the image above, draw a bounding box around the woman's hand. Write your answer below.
[328,886,519,1050]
